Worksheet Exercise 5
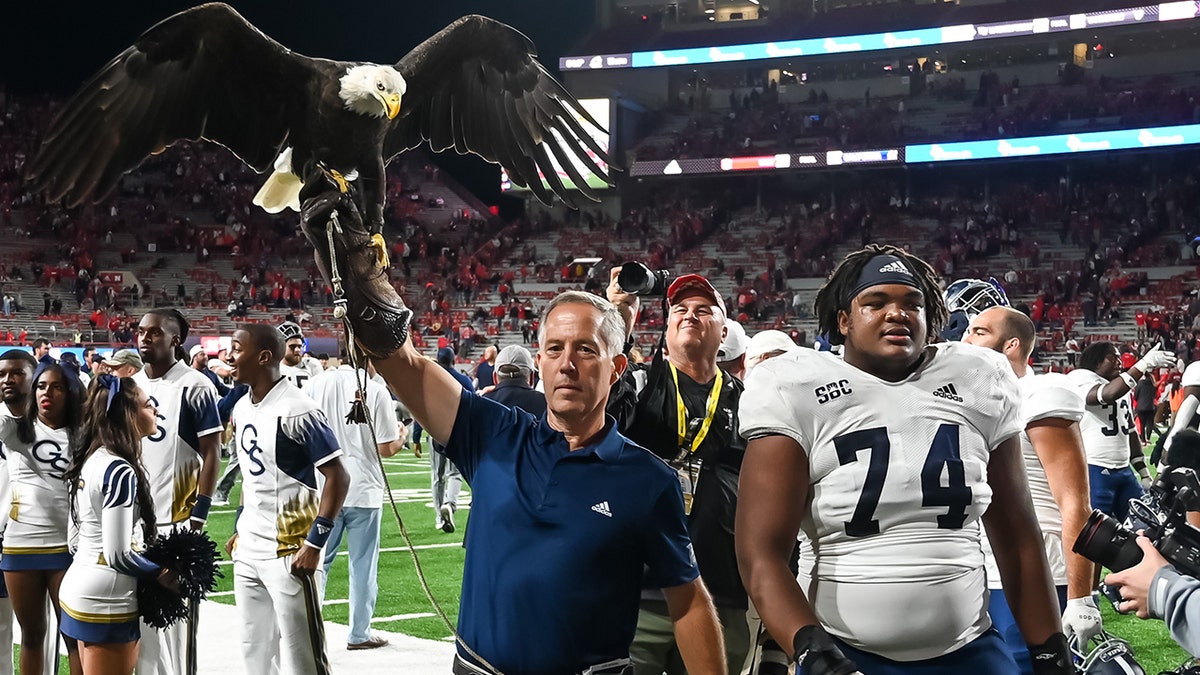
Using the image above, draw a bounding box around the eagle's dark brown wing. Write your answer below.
[27,2,324,207]
[385,15,614,208]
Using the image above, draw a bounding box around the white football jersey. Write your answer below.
[739,342,1022,661]
[1182,361,1200,388]
[133,361,222,525]
[983,372,1085,588]
[301,357,324,380]
[281,362,314,390]
[0,414,71,551]
[231,379,341,560]
[303,366,398,509]
[1065,368,1135,468]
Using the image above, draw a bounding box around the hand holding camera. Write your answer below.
[1104,534,1170,619]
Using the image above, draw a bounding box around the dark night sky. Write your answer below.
[1,0,597,205]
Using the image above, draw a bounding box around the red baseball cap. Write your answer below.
[667,274,726,315]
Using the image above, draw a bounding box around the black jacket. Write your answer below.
[609,348,746,608]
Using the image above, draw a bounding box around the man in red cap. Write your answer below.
[607,269,752,674]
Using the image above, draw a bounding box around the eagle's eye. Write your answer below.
[376,82,385,91]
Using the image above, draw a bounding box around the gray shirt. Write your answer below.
[1149,565,1200,657]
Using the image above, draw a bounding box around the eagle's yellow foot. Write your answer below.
[327,169,350,194]
[369,233,389,268]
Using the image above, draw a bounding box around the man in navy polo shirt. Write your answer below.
[369,290,727,675]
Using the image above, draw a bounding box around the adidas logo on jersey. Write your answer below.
[878,260,912,276]
[591,501,612,518]
[932,383,964,402]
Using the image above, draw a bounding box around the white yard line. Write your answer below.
[371,613,437,623]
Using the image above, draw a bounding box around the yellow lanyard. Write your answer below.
[669,364,723,455]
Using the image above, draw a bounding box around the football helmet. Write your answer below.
[941,277,1010,341]
[1072,632,1145,675]
[278,321,303,341]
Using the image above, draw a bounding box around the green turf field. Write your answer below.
[204,440,469,642]
[193,436,1199,672]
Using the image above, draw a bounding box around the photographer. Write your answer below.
[1083,428,1200,659]
[607,266,750,674]
[1105,534,1200,657]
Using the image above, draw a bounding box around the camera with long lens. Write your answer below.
[1074,430,1200,579]
[617,261,672,297]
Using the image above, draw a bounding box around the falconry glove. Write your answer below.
[298,179,412,359]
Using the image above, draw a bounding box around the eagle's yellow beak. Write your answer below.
[385,94,401,120]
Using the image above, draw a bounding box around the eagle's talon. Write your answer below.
[369,233,390,268]
[327,169,350,194]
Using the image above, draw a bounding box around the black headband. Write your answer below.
[844,254,921,304]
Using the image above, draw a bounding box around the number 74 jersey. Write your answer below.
[739,342,1023,661]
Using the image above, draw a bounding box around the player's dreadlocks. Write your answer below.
[814,244,948,346]
[1078,341,1115,372]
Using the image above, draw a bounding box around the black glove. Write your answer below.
[297,185,412,359]
[792,625,859,675]
[1028,632,1072,675]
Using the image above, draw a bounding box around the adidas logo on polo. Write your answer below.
[932,383,964,402]
[879,260,912,276]
[591,501,612,518]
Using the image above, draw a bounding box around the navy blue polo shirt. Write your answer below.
[444,389,698,675]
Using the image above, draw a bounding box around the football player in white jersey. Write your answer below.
[963,307,1103,666]
[226,324,348,675]
[133,309,222,675]
[1065,342,1173,527]
[737,245,1070,675]
[278,322,322,389]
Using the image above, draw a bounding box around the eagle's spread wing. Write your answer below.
[27,2,320,207]
[386,15,614,207]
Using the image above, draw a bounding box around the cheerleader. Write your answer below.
[60,375,177,674]
[0,360,84,675]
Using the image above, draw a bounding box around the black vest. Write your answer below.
[610,348,747,607]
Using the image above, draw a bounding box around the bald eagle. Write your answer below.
[26,3,612,229]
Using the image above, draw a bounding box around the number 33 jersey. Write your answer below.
[740,342,1023,661]
[1064,368,1134,469]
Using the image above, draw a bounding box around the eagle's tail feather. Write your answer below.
[253,171,303,213]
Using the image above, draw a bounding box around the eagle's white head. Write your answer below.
[339,65,407,120]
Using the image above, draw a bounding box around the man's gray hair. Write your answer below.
[537,291,627,358]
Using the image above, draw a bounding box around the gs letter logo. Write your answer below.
[147,395,166,443]
[814,379,853,405]
[32,440,69,477]
[240,425,267,477]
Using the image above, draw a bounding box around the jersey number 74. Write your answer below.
[833,424,971,537]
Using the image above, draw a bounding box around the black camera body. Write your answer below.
[1075,462,1200,578]
[617,261,672,297]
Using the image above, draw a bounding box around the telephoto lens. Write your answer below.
[616,262,671,296]
[1073,509,1144,572]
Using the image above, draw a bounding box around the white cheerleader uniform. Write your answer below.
[0,413,72,570]
[59,449,159,643]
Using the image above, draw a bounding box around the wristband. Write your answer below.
[190,494,212,523]
[1028,632,1071,675]
[305,516,335,549]
[1119,371,1137,389]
